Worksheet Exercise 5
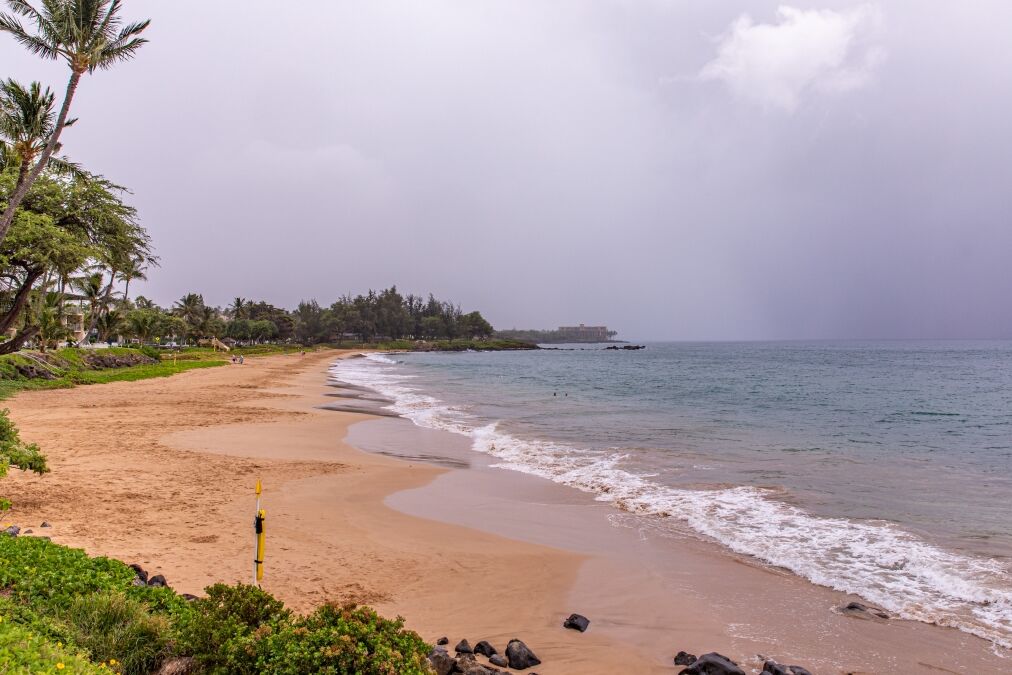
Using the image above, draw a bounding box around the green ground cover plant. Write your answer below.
[0,617,103,674]
[0,536,432,674]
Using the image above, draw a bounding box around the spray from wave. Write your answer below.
[333,354,1012,650]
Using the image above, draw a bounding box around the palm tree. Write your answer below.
[0,78,81,186]
[117,254,148,304]
[72,271,104,342]
[174,293,204,324]
[229,297,247,320]
[96,307,122,343]
[0,0,150,243]
[35,292,70,352]
[125,308,158,343]
[133,295,155,310]
[174,293,208,342]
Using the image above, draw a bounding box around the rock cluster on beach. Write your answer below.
[128,563,181,592]
[672,650,814,675]
[430,637,540,674]
[1,521,52,538]
[428,614,820,674]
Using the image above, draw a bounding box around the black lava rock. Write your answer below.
[674,651,698,666]
[129,564,149,583]
[787,667,812,675]
[563,613,590,632]
[677,652,745,675]
[460,662,500,675]
[40,522,52,528]
[505,639,541,670]
[2,525,20,537]
[840,601,889,619]
[147,574,167,588]
[473,640,497,657]
[762,661,791,675]
[489,654,507,668]
[427,648,455,675]
[456,652,501,674]
[181,593,199,602]
[455,638,473,654]
[436,636,449,645]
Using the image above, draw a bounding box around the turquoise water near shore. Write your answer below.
[331,341,1012,649]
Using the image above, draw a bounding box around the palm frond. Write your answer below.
[5,0,43,21]
[92,35,147,70]
[45,154,88,179]
[94,0,119,36]
[0,10,59,58]
[115,18,149,40]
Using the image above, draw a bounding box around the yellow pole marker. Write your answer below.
[254,479,266,585]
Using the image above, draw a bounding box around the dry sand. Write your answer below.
[3,351,1009,674]
[3,352,655,673]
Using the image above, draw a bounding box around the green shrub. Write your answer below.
[0,407,49,511]
[63,591,171,675]
[1,537,431,674]
[0,614,102,674]
[0,536,188,619]
[253,603,431,675]
[177,583,290,674]
[0,536,136,608]
[137,345,162,360]
[0,596,78,652]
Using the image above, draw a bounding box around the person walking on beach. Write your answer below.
[239,355,244,365]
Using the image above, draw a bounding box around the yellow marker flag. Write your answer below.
[255,508,266,583]
[253,479,265,584]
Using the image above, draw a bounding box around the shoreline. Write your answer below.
[347,412,1011,674]
[3,351,1008,673]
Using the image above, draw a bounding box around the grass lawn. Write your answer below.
[0,348,229,401]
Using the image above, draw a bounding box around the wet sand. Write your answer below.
[3,351,1009,673]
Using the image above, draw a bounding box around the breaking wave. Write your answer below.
[332,354,1012,650]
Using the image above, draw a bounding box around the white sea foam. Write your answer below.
[332,354,1012,650]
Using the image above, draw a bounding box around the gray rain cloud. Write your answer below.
[3,0,1011,340]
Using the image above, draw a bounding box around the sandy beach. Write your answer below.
[3,352,1008,674]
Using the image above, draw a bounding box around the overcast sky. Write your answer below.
[3,1,1011,340]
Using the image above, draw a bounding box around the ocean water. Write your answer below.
[330,341,1012,650]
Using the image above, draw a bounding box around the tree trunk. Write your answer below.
[0,269,43,335]
[0,326,40,355]
[0,70,83,244]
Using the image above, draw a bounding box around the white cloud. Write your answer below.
[699,4,885,113]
